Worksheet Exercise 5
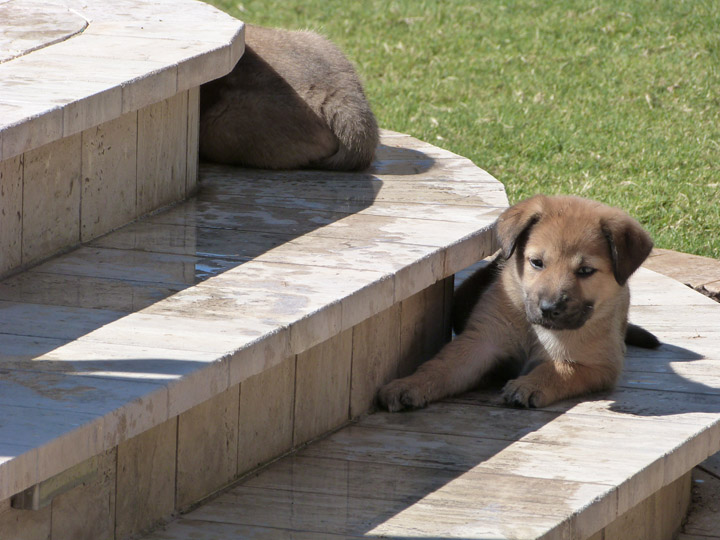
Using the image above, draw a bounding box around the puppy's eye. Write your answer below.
[577,266,596,277]
[529,258,544,270]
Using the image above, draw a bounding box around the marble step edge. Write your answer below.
[0,0,244,161]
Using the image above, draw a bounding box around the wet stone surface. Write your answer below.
[0,130,503,504]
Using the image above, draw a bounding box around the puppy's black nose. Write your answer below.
[540,298,565,318]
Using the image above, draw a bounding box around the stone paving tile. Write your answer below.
[681,468,720,539]
[0,0,87,63]
[641,248,720,539]
[645,248,720,299]
[0,270,185,311]
[0,153,22,275]
[0,444,36,503]
[0,0,243,159]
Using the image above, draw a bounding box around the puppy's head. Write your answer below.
[496,195,653,330]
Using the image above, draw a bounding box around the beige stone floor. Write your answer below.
[0,0,87,63]
[680,460,720,540]
[139,258,720,539]
[644,249,720,539]
[645,249,720,302]
[0,0,243,162]
[0,131,504,518]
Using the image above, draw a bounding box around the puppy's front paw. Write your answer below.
[377,378,428,412]
[502,377,548,408]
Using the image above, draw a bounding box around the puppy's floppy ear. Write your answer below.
[496,195,544,259]
[601,212,653,285]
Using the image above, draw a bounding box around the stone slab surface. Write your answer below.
[142,265,720,539]
[680,467,720,540]
[638,247,720,540]
[0,0,244,160]
[116,419,177,540]
[21,133,81,266]
[176,386,239,509]
[0,153,22,275]
[644,247,720,301]
[0,0,87,63]
[0,131,502,501]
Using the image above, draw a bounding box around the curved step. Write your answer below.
[142,266,720,540]
[0,130,504,536]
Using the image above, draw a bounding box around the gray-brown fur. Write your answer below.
[200,24,379,171]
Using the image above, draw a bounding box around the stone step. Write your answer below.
[0,0,244,277]
[140,266,720,540]
[0,130,504,539]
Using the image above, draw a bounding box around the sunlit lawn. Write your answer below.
[206,0,720,258]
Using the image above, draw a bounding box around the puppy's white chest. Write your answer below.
[533,326,574,363]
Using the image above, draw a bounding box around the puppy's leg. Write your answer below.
[502,359,619,408]
[378,332,505,412]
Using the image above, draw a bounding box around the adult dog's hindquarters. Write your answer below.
[200,24,379,171]
[378,195,654,411]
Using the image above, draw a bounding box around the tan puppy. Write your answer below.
[379,195,657,410]
[200,24,378,171]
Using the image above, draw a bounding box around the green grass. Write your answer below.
[206,0,720,258]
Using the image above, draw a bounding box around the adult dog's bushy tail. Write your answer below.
[312,87,379,171]
[300,29,379,171]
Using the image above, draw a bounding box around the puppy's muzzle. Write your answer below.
[528,294,594,330]
[540,297,566,319]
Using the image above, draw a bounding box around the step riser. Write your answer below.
[0,89,199,280]
[588,472,691,540]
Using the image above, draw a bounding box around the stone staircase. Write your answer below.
[2,4,720,540]
[0,127,505,538]
[137,264,720,540]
